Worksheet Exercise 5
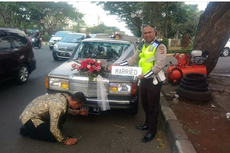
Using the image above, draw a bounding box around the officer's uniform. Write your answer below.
[120,39,167,135]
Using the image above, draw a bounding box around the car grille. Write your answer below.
[69,76,109,97]
[56,52,71,57]
[59,48,73,51]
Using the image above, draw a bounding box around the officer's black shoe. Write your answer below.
[136,125,148,130]
[20,125,29,136]
[142,133,155,142]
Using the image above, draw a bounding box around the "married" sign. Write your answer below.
[111,66,142,76]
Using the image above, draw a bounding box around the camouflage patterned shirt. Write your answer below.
[19,93,77,142]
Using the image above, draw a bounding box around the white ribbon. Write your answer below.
[97,75,110,111]
[114,44,135,64]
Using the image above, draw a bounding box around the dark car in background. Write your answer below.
[48,31,72,50]
[46,38,138,114]
[0,28,36,84]
[52,33,86,60]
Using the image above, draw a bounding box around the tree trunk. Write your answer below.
[193,2,230,75]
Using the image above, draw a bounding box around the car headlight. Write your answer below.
[109,82,132,95]
[45,77,69,91]
[54,43,58,49]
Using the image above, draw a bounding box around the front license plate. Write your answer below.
[80,106,100,115]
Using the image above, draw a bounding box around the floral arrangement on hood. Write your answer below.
[71,58,111,81]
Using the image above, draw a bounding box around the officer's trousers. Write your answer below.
[140,78,163,135]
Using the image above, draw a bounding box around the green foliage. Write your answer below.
[86,24,120,35]
[97,2,202,39]
[162,38,169,48]
[167,49,191,54]
[41,34,51,42]
[0,2,85,36]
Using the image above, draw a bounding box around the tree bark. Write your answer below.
[193,2,230,75]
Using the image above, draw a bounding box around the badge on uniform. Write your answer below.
[159,46,164,54]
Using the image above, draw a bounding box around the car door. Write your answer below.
[0,31,15,81]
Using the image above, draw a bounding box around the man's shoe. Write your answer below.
[142,133,155,142]
[136,125,148,130]
[20,125,29,136]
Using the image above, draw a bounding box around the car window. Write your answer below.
[0,31,11,49]
[9,32,28,48]
[61,34,84,43]
[74,41,130,61]
[54,31,70,37]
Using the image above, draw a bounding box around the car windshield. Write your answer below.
[54,31,70,37]
[61,34,84,43]
[73,41,130,61]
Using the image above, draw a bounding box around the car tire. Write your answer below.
[15,64,29,84]
[180,83,208,92]
[126,100,138,115]
[181,78,208,87]
[126,87,139,115]
[183,73,207,82]
[176,86,211,102]
[49,46,53,50]
[38,42,42,49]
[52,51,59,60]
[221,47,229,57]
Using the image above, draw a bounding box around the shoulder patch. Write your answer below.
[159,46,164,54]
[152,42,158,47]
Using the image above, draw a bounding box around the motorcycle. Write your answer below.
[31,36,42,49]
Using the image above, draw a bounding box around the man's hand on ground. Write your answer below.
[64,138,78,145]
[79,108,88,116]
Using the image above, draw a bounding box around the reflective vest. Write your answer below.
[139,40,160,74]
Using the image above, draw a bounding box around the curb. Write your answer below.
[159,93,197,153]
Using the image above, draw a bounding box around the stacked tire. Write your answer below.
[176,73,211,102]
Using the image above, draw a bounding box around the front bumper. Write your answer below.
[53,49,72,59]
[46,89,138,110]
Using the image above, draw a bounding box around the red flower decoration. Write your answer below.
[71,58,110,81]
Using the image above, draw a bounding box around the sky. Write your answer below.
[69,1,208,36]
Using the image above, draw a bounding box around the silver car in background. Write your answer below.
[48,31,72,50]
[52,33,86,60]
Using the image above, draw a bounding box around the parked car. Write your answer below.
[48,31,72,50]
[0,28,36,84]
[52,33,86,60]
[220,39,230,56]
[45,38,138,114]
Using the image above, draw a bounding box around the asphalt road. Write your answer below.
[0,45,170,153]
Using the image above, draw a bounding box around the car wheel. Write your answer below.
[15,64,29,84]
[49,46,53,50]
[52,51,59,60]
[126,87,139,115]
[222,48,229,57]
[38,42,42,49]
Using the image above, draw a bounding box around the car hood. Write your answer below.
[49,59,134,82]
[49,36,62,42]
[56,42,79,50]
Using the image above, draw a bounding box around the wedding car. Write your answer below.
[45,38,139,114]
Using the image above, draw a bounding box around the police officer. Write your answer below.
[116,23,167,142]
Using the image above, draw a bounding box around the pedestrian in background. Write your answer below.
[114,22,167,142]
[19,92,88,145]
